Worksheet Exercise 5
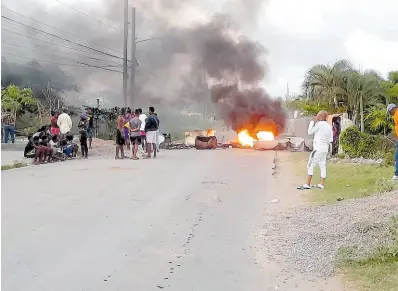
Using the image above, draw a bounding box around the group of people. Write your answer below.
[23,107,94,164]
[115,106,160,160]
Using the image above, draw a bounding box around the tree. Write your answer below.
[365,104,393,135]
[1,85,37,124]
[343,70,386,132]
[302,59,353,108]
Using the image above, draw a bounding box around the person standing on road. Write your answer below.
[138,108,147,156]
[78,113,89,158]
[154,112,160,152]
[129,109,142,160]
[115,108,126,159]
[86,107,94,149]
[124,108,132,151]
[2,108,16,143]
[50,110,60,136]
[387,103,398,180]
[299,110,333,190]
[144,106,159,159]
[57,107,72,138]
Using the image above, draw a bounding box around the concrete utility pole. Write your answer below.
[129,7,136,108]
[122,0,129,108]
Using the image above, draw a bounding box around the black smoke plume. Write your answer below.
[166,14,287,136]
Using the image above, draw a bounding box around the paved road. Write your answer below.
[2,149,290,291]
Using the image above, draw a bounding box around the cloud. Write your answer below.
[257,0,398,96]
[345,30,398,75]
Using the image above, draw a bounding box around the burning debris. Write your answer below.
[179,15,287,146]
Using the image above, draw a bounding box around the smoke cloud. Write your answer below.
[2,0,286,135]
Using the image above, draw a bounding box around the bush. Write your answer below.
[340,126,395,159]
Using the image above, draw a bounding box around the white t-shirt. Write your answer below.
[139,114,147,131]
[57,113,72,134]
[308,120,333,153]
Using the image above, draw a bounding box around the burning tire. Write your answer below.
[195,136,217,150]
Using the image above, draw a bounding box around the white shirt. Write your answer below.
[308,120,333,153]
[57,113,73,134]
[139,113,147,131]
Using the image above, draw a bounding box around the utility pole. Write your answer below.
[122,0,129,108]
[129,7,136,107]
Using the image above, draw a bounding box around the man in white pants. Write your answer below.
[300,110,333,189]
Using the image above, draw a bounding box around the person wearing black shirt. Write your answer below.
[86,107,94,149]
[24,136,49,165]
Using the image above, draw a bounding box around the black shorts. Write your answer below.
[116,130,125,145]
[130,136,141,145]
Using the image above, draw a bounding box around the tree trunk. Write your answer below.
[360,95,364,132]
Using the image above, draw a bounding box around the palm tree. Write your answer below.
[343,70,386,132]
[302,59,353,107]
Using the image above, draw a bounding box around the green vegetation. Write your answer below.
[293,153,395,203]
[1,162,27,171]
[286,60,398,135]
[340,126,395,161]
[337,216,398,291]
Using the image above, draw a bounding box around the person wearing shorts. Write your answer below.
[129,109,142,160]
[115,109,126,159]
[138,108,147,155]
[144,106,159,159]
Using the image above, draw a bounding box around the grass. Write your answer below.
[337,216,398,291]
[292,152,396,203]
[1,162,27,171]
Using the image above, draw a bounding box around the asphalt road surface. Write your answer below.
[1,149,334,291]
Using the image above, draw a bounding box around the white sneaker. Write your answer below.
[302,184,311,189]
[317,184,325,189]
[392,176,398,180]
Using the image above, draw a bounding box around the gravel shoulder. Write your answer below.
[253,152,398,291]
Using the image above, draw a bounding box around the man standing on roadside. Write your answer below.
[57,107,73,139]
[387,103,398,180]
[86,107,94,149]
[129,109,142,160]
[154,112,160,152]
[2,108,16,143]
[299,110,333,189]
[144,106,159,159]
[50,110,60,136]
[138,108,147,156]
[115,108,126,159]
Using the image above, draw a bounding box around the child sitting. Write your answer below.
[49,135,65,161]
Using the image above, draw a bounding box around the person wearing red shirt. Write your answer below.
[50,110,60,136]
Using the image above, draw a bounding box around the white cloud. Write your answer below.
[345,30,398,76]
[257,0,398,96]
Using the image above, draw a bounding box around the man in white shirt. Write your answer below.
[57,108,73,138]
[300,110,333,189]
[138,108,147,156]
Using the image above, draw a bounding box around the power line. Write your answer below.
[2,51,123,73]
[1,40,122,66]
[53,0,118,31]
[1,6,123,55]
[1,16,130,63]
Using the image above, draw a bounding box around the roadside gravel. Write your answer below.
[260,192,398,277]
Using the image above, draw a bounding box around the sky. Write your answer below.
[2,0,398,99]
[258,0,398,97]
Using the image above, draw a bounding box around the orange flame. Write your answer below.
[238,130,274,147]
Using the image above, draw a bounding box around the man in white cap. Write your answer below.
[387,103,398,180]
